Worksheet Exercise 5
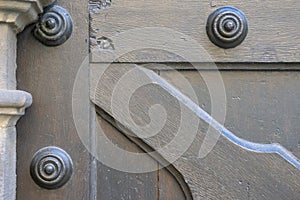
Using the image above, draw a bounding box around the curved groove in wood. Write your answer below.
[96,108,194,200]
[145,67,300,170]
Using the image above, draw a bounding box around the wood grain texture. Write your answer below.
[90,63,300,199]
[90,0,300,63]
[16,0,90,199]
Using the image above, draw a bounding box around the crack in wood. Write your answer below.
[89,0,111,13]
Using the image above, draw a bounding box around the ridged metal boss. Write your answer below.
[206,6,248,49]
[30,146,73,189]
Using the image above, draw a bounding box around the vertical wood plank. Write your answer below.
[16,0,90,199]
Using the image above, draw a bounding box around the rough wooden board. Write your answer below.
[90,63,300,199]
[16,0,90,199]
[90,0,300,63]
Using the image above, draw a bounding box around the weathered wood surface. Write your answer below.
[90,0,300,63]
[91,63,300,199]
[159,68,300,156]
[16,0,90,199]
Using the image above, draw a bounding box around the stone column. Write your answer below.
[0,1,53,199]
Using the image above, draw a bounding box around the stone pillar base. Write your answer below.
[0,90,32,200]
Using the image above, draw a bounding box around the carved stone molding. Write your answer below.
[0,90,32,128]
[0,0,54,33]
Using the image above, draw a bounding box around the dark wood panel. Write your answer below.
[16,0,90,199]
[96,113,188,200]
[90,0,300,63]
[96,108,193,200]
[96,115,158,200]
[158,167,186,200]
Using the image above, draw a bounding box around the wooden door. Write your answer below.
[16,0,186,199]
[16,0,300,199]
